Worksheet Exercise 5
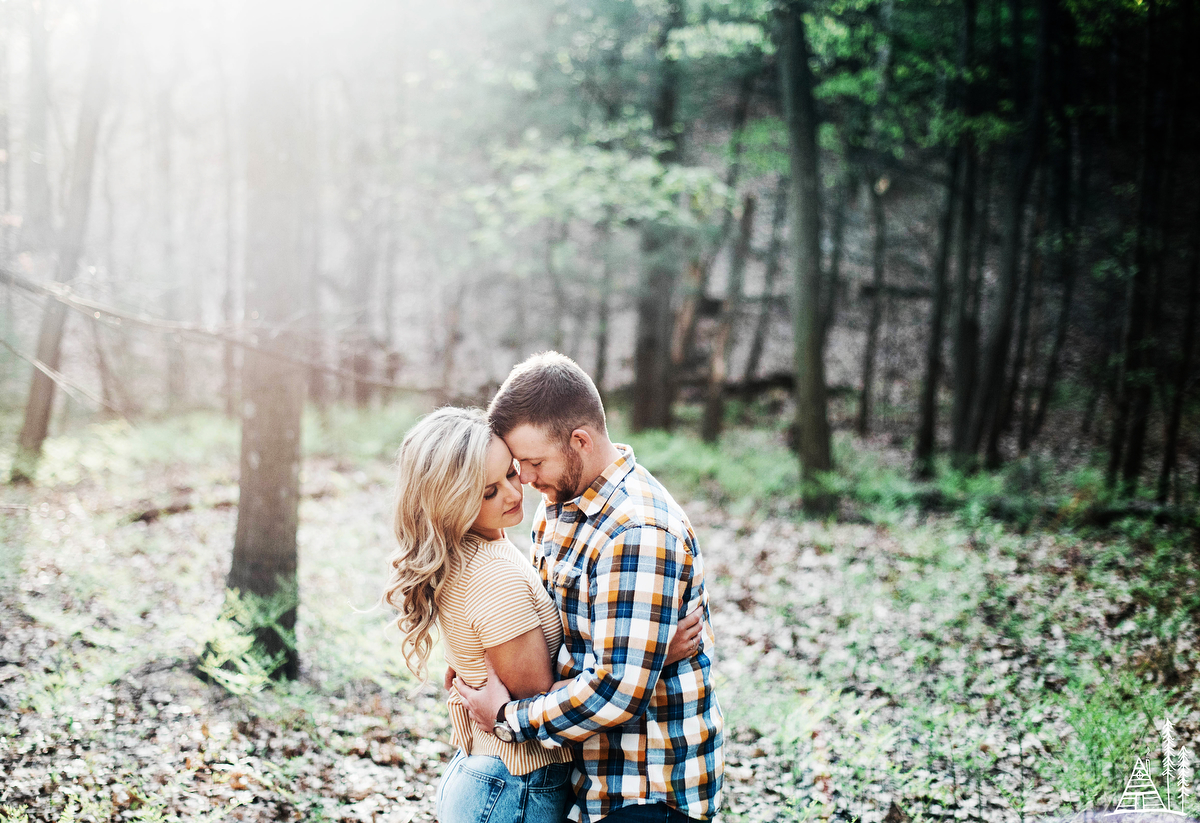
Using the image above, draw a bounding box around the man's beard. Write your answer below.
[551,447,584,503]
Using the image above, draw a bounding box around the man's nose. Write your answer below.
[519,465,536,484]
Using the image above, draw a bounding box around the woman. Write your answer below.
[382,407,700,822]
[383,407,571,823]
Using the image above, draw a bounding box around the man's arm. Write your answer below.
[457,602,704,730]
[459,524,690,744]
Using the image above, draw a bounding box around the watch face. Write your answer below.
[493,723,514,743]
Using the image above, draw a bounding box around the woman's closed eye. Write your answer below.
[483,485,498,500]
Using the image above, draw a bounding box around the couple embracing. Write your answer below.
[383,352,724,823]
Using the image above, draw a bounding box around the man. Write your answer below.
[456,351,724,823]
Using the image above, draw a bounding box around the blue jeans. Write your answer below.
[436,750,572,823]
[598,803,697,823]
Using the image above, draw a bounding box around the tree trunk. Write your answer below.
[858,182,886,437]
[702,194,756,443]
[632,0,686,432]
[919,0,975,476]
[0,3,9,331]
[219,43,239,419]
[545,223,569,352]
[1157,240,1198,503]
[1016,255,1042,454]
[744,176,789,382]
[594,219,614,400]
[949,146,980,461]
[779,1,833,493]
[11,1,118,483]
[1021,0,1080,454]
[1029,137,1080,442]
[89,315,117,416]
[915,150,961,476]
[158,88,186,410]
[857,0,896,439]
[227,2,312,680]
[634,224,679,430]
[1113,1,1169,496]
[995,174,1046,465]
[823,169,850,338]
[671,70,755,376]
[302,87,325,409]
[343,140,378,408]
[0,0,10,270]
[439,290,464,403]
[965,0,1047,459]
[21,0,51,253]
[381,218,402,398]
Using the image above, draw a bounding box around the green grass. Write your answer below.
[0,412,239,486]
[618,424,803,517]
[0,400,425,486]
[302,402,423,462]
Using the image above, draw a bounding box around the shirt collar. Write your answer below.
[562,444,636,519]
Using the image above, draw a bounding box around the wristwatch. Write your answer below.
[493,705,515,743]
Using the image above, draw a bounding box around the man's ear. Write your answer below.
[570,427,594,455]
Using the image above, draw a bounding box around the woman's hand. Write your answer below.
[664,606,705,665]
[456,627,554,736]
[455,655,513,733]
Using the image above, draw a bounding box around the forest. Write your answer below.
[0,0,1198,820]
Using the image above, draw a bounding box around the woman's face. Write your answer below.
[470,435,524,540]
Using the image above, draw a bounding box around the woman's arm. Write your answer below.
[478,606,704,705]
[485,627,554,699]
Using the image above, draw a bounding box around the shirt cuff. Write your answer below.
[507,697,537,744]
[502,701,525,743]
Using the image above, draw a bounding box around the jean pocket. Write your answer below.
[436,754,506,823]
[524,765,572,823]
[527,762,570,792]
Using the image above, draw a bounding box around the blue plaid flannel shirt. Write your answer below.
[506,445,724,821]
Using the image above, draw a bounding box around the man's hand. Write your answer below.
[664,606,704,666]
[454,654,514,734]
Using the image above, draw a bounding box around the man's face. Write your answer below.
[503,423,584,504]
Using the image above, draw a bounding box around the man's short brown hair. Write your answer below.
[488,351,607,444]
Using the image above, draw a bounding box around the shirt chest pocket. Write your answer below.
[551,564,587,633]
[551,563,582,597]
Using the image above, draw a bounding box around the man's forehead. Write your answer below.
[503,424,556,457]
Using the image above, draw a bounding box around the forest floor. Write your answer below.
[0,405,1197,823]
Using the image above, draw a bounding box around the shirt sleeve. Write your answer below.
[462,557,543,649]
[508,524,689,745]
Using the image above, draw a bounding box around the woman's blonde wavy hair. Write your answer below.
[382,407,491,682]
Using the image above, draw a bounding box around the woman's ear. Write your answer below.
[570,427,594,454]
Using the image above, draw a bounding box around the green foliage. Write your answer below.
[665,20,773,60]
[0,413,239,486]
[618,424,802,515]
[0,806,28,823]
[1055,670,1175,809]
[467,131,729,250]
[302,402,421,462]
[818,433,923,522]
[738,116,790,177]
[195,586,298,696]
